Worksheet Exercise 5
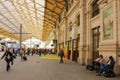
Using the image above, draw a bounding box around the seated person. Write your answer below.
[92,57,99,70]
[103,56,115,69]
[93,55,105,72]
[96,55,105,75]
[97,56,115,76]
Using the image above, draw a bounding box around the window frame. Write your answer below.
[76,14,80,26]
[92,0,100,17]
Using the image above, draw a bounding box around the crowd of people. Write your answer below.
[0,47,53,56]
[26,48,53,56]
[0,47,54,71]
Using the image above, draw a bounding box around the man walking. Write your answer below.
[59,49,64,63]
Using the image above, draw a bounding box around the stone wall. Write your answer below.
[55,0,120,75]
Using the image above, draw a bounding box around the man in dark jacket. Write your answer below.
[59,49,64,63]
[1,48,14,71]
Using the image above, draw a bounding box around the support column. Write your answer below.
[20,24,22,50]
[78,0,87,65]
[114,0,120,75]
[85,8,93,65]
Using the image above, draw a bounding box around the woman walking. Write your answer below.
[1,48,14,71]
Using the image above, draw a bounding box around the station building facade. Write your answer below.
[54,0,120,75]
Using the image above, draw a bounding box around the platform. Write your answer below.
[0,55,120,80]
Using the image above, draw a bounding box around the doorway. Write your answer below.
[72,39,77,61]
[68,40,71,59]
[92,26,100,60]
[72,39,79,62]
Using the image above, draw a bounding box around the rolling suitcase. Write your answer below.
[23,56,27,61]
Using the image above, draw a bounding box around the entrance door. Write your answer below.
[76,35,80,63]
[92,27,100,60]
[68,40,71,59]
[72,39,77,61]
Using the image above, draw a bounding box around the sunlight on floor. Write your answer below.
[40,54,60,60]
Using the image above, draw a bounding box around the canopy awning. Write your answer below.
[43,0,65,41]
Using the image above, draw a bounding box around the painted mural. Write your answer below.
[103,7,113,40]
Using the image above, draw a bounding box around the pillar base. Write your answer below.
[86,59,92,65]
[114,63,120,76]
[78,57,86,66]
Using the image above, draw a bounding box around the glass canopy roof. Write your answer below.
[0,0,65,41]
[0,0,45,41]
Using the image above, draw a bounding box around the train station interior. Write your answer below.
[0,0,120,80]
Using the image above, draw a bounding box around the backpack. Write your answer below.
[86,65,95,71]
[104,70,115,77]
[23,56,27,61]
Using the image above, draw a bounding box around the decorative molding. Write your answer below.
[66,1,79,17]
[98,48,118,51]
[90,14,100,22]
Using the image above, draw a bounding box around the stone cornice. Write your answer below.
[90,14,100,22]
[58,17,66,27]
[66,1,80,17]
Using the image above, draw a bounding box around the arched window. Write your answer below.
[92,0,100,17]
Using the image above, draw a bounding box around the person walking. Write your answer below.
[1,48,14,71]
[20,48,25,61]
[59,49,65,63]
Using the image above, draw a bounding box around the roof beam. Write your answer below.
[0,27,19,40]
[57,1,65,3]
[44,16,56,23]
[14,0,36,36]
[0,20,17,32]
[35,2,59,15]
[0,12,19,32]
[24,0,35,32]
[9,0,30,32]
[44,23,54,26]
[47,0,63,10]
[33,11,56,23]
[29,7,57,20]
[43,21,54,26]
[0,0,20,26]
[29,8,56,23]
[33,0,40,37]
[15,0,41,38]
[40,18,54,25]
[24,0,34,24]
